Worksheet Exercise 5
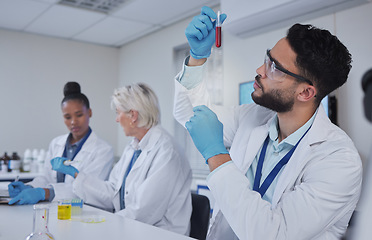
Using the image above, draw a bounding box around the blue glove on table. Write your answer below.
[8,188,45,205]
[185,6,227,59]
[185,105,229,162]
[51,157,79,178]
[8,181,32,198]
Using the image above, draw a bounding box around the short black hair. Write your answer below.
[287,23,352,105]
[61,82,90,109]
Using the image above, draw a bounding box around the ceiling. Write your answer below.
[0,0,219,48]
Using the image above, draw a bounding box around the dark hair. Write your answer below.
[61,82,90,109]
[286,23,352,105]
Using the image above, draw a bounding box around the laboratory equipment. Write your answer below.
[215,11,222,48]
[25,204,55,240]
[22,149,32,172]
[71,198,83,216]
[58,199,71,220]
[8,152,21,173]
[37,149,46,173]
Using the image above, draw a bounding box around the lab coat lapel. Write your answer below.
[114,146,137,193]
[240,124,270,173]
[271,107,329,207]
[55,134,69,156]
[123,126,159,185]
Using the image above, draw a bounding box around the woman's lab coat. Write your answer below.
[173,77,362,240]
[72,125,192,236]
[29,131,114,200]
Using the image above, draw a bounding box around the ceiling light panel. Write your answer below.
[58,0,127,14]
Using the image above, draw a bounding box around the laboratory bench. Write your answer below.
[0,203,194,240]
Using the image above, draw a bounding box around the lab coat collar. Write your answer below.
[305,104,329,146]
[54,131,97,157]
[129,125,161,153]
[127,125,162,172]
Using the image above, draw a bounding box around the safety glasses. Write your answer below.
[265,49,313,86]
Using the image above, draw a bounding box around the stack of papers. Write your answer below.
[0,181,11,203]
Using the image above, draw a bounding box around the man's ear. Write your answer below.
[298,85,317,102]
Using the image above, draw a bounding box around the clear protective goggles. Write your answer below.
[264,49,313,85]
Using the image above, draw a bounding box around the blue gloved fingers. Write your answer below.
[201,6,217,20]
[8,181,24,194]
[8,181,32,198]
[8,188,21,198]
[220,13,227,24]
[186,15,213,41]
[51,157,69,171]
[8,193,21,205]
[8,183,22,198]
[192,105,218,121]
[8,188,45,205]
[198,14,214,35]
[192,105,214,113]
[200,6,227,29]
[51,156,79,177]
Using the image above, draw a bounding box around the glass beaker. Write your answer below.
[25,204,55,240]
[58,199,71,220]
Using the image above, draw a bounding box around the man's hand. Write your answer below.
[186,105,229,162]
[185,6,227,59]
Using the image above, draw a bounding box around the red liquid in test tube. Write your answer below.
[215,11,222,48]
[216,26,221,48]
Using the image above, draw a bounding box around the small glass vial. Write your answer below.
[25,204,55,240]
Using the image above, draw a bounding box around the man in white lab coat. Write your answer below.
[173,6,362,240]
[348,68,372,240]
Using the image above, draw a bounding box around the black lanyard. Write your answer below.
[253,126,311,197]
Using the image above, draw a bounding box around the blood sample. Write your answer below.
[215,11,222,48]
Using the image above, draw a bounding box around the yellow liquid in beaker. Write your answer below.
[58,204,71,220]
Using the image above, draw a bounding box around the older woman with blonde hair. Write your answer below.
[63,83,192,235]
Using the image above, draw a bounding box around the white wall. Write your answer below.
[118,3,372,166]
[0,29,119,156]
[116,20,190,155]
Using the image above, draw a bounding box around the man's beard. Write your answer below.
[251,75,295,113]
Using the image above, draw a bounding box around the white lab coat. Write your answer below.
[72,125,192,236]
[28,131,114,200]
[349,147,372,240]
[173,72,362,240]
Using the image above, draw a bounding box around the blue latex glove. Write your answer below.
[8,181,32,198]
[51,157,79,178]
[8,188,45,205]
[185,105,229,162]
[185,6,227,59]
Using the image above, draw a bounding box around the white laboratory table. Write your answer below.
[0,203,194,240]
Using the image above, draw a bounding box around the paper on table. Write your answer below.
[0,181,11,197]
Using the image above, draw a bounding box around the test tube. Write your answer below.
[215,11,222,48]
